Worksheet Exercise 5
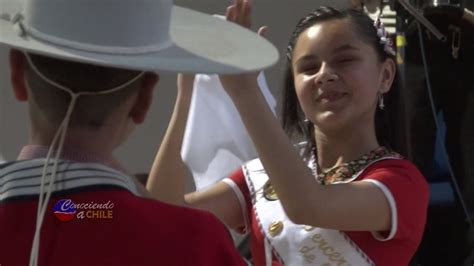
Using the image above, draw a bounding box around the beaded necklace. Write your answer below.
[263,146,401,201]
[313,146,401,185]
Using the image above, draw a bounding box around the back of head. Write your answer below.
[25,53,143,129]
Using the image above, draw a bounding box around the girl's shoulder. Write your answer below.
[361,158,428,190]
[365,158,423,176]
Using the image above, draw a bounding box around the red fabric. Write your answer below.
[230,168,279,266]
[229,159,429,266]
[0,189,246,266]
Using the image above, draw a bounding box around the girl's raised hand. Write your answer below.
[220,0,268,95]
[225,0,267,36]
[226,0,252,28]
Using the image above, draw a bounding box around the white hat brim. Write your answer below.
[0,5,279,74]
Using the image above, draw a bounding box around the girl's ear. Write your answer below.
[129,72,159,124]
[9,49,29,102]
[380,58,396,94]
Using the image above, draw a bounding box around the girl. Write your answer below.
[147,3,429,265]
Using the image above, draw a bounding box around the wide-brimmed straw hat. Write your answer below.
[0,0,278,73]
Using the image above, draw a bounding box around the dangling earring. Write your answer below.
[378,94,385,110]
[304,118,311,124]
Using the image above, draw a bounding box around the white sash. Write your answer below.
[243,156,399,265]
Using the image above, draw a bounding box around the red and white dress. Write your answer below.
[223,156,429,266]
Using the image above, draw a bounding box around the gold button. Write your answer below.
[263,181,278,201]
[268,221,284,237]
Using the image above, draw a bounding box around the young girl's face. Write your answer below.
[292,18,393,133]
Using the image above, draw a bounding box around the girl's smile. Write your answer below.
[291,18,393,131]
[314,90,349,104]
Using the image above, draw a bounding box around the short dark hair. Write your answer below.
[280,6,401,158]
[25,53,143,129]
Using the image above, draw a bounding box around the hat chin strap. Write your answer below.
[25,54,145,266]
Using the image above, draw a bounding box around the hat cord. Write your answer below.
[24,53,144,266]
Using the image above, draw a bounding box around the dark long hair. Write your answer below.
[280,6,403,159]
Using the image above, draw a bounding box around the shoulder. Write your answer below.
[0,159,41,171]
[126,195,232,238]
[130,197,244,263]
[357,159,429,245]
[68,191,243,265]
[117,194,228,238]
[358,159,430,220]
[359,159,429,210]
[362,159,427,186]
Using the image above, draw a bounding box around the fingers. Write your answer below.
[257,26,268,37]
[235,0,243,17]
[225,0,252,28]
[226,5,236,22]
[241,0,252,28]
[225,0,268,37]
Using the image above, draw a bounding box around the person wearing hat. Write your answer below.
[0,0,278,265]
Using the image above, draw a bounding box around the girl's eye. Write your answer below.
[336,57,357,64]
[300,64,321,75]
[303,68,319,75]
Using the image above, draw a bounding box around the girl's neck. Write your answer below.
[314,124,380,171]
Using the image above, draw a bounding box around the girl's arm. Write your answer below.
[219,75,394,232]
[146,74,246,229]
[146,74,194,205]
